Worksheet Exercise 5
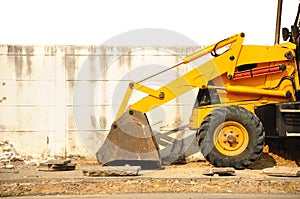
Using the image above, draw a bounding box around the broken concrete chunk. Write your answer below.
[38,159,76,171]
[202,167,235,176]
[38,163,76,171]
[4,164,14,169]
[82,166,141,177]
[24,159,40,166]
[263,166,300,177]
[43,159,71,165]
[0,140,24,162]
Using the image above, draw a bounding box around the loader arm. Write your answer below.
[115,33,244,120]
[116,32,296,120]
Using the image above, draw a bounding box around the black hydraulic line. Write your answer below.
[211,39,225,57]
[271,76,297,91]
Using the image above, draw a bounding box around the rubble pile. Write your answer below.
[0,140,24,169]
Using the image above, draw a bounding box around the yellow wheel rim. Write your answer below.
[214,121,249,156]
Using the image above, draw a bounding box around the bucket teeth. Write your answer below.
[96,110,161,169]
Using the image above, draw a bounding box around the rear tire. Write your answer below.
[196,106,264,169]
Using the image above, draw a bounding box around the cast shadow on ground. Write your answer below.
[153,126,300,168]
[248,153,277,169]
[153,125,199,165]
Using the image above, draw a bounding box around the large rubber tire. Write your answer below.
[196,106,264,169]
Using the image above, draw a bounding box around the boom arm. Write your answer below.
[115,32,297,121]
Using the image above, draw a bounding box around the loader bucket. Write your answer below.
[96,110,162,169]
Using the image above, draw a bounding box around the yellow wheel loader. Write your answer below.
[96,0,300,169]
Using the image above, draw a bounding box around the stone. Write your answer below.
[4,164,14,169]
[38,159,76,171]
[82,166,141,177]
[263,166,300,177]
[42,159,71,165]
[202,167,235,176]
[38,162,76,171]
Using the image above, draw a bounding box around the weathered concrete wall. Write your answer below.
[0,45,203,160]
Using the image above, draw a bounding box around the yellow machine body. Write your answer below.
[96,32,300,169]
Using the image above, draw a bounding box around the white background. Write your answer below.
[0,0,298,45]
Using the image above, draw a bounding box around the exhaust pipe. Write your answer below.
[275,0,283,45]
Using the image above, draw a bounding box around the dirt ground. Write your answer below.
[1,146,300,197]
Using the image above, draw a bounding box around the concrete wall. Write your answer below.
[0,45,203,160]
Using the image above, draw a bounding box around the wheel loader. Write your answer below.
[96,0,300,169]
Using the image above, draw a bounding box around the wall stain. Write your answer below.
[25,46,34,77]
[100,47,108,79]
[99,47,108,132]
[116,47,128,69]
[174,98,182,129]
[7,45,23,54]
[14,56,23,80]
[90,115,97,129]
[45,46,57,55]
[8,45,23,80]
[66,52,76,81]
[99,116,107,130]
[88,55,96,80]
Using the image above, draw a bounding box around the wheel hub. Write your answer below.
[214,121,249,156]
[226,134,236,144]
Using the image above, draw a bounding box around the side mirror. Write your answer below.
[282,27,290,41]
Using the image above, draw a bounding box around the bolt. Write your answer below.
[229,56,235,61]
[235,133,239,137]
[279,64,286,71]
[286,91,292,98]
[285,51,293,59]
[129,82,134,88]
[113,124,118,129]
[227,134,236,144]
[159,92,164,99]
